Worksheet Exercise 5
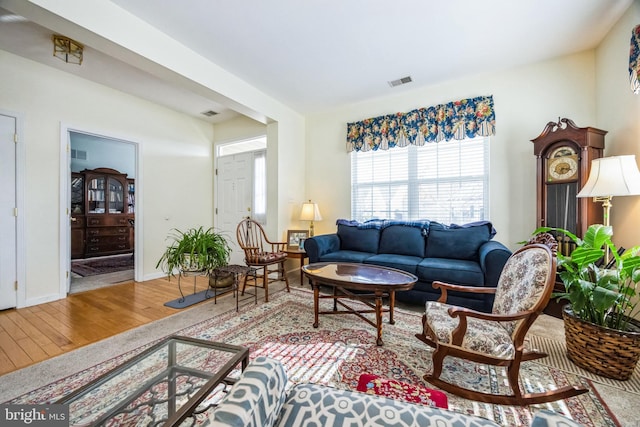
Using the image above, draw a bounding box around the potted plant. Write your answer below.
[531,224,640,380]
[156,226,234,287]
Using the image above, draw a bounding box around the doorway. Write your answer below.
[0,113,18,309]
[67,131,138,294]
[215,137,266,265]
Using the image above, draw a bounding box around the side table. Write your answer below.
[285,247,308,285]
[213,265,258,311]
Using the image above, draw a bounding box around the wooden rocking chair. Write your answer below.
[415,243,588,405]
[236,218,290,302]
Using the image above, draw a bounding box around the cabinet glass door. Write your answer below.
[71,174,84,214]
[108,177,124,213]
[88,176,106,213]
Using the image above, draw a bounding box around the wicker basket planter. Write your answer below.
[563,306,640,381]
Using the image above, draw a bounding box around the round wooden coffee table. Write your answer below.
[302,262,417,346]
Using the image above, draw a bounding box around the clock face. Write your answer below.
[547,146,579,183]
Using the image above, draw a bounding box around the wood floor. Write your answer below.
[0,276,213,376]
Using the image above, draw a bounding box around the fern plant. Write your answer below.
[156,226,231,278]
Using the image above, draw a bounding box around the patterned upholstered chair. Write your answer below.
[415,243,588,405]
[236,218,290,302]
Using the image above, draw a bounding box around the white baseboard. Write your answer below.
[22,292,65,308]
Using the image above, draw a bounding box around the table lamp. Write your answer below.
[300,200,322,236]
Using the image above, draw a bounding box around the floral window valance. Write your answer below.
[346,95,495,153]
[630,24,640,94]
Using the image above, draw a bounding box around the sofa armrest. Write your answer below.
[478,240,512,288]
[304,234,341,263]
[209,357,288,427]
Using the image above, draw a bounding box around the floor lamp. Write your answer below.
[577,155,640,262]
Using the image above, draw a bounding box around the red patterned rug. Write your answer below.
[8,288,620,426]
[71,254,133,277]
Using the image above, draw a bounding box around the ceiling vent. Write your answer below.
[388,76,413,88]
[201,110,219,117]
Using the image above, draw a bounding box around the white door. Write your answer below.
[0,114,17,309]
[217,153,252,265]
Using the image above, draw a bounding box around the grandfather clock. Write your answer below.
[531,118,606,255]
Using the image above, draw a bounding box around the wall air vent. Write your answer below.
[71,149,87,160]
[388,76,413,87]
[201,110,219,117]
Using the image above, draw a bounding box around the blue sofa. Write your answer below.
[304,219,512,312]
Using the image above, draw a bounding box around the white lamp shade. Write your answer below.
[300,201,322,221]
[577,155,640,198]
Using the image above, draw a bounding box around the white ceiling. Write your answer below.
[0,0,634,122]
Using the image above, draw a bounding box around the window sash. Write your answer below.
[351,138,489,223]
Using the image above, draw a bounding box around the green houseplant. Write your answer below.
[156,226,232,278]
[531,224,640,380]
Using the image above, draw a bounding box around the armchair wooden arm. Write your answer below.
[432,280,497,303]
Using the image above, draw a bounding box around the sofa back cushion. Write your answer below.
[209,356,287,427]
[378,225,426,257]
[426,222,492,261]
[338,224,380,253]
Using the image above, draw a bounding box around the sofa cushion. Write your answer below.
[337,224,380,253]
[364,254,421,275]
[209,356,287,427]
[318,250,376,263]
[426,222,492,261]
[378,225,426,257]
[275,383,500,427]
[417,258,484,287]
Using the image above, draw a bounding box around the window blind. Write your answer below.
[351,138,489,223]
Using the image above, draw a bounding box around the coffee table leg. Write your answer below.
[313,282,319,328]
[375,291,383,346]
[389,291,396,325]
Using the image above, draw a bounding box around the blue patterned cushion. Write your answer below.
[209,357,287,427]
[275,383,500,427]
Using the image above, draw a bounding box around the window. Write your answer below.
[252,150,267,224]
[351,137,489,224]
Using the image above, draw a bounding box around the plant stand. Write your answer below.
[211,265,258,311]
[177,268,208,302]
[563,306,640,380]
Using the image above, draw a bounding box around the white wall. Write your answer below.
[596,0,640,249]
[213,115,266,144]
[306,52,597,249]
[0,50,214,305]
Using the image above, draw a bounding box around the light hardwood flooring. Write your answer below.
[0,276,215,376]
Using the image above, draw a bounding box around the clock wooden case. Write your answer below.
[531,118,606,249]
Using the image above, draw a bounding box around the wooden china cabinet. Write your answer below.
[70,167,135,259]
[531,118,606,317]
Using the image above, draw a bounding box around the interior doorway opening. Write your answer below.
[68,131,137,294]
[215,136,266,266]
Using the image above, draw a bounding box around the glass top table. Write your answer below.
[302,262,417,346]
[57,335,249,426]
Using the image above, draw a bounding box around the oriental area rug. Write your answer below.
[8,288,621,426]
[71,254,134,277]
